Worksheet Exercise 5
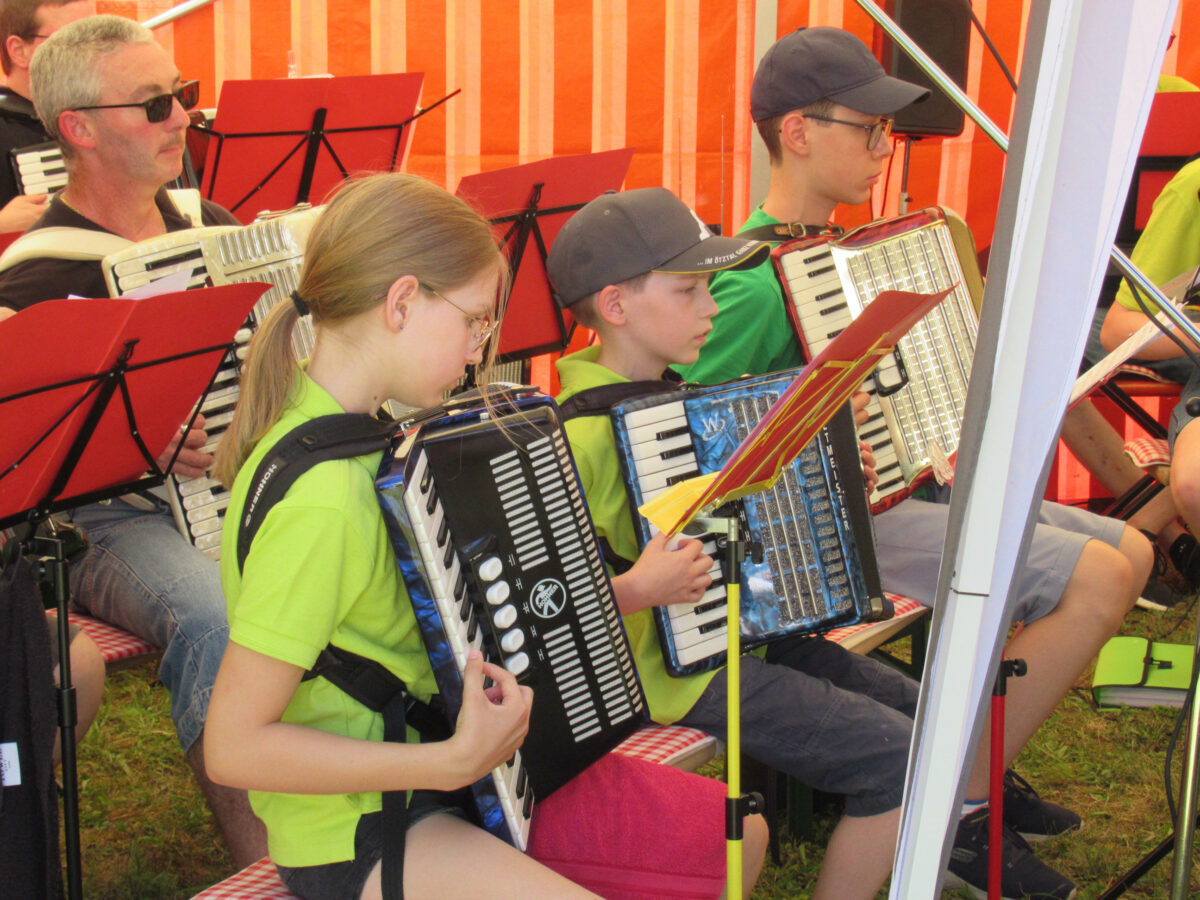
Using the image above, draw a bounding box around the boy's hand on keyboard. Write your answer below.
[447,651,533,786]
[859,439,878,491]
[850,390,870,426]
[615,531,713,614]
[158,413,214,479]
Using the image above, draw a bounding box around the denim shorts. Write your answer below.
[276,791,470,900]
[67,496,228,751]
[678,634,918,818]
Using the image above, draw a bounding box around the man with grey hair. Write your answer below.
[0,14,266,870]
[0,0,94,228]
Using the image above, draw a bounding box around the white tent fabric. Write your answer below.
[889,1,1177,896]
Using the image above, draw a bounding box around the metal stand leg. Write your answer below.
[34,535,82,900]
[1169,601,1200,899]
[989,658,1026,899]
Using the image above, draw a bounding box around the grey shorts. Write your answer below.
[874,492,1126,624]
[677,635,918,818]
[275,791,470,900]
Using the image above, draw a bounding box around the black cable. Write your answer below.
[1125,276,1200,375]
[962,0,1019,93]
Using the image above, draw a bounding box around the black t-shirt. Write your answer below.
[0,189,239,311]
[0,87,50,208]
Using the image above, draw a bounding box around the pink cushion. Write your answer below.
[68,612,157,664]
[528,753,728,899]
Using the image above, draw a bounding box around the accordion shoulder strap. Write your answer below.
[557,371,685,422]
[235,412,396,574]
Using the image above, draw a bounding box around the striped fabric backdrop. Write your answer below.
[87,1,1200,255]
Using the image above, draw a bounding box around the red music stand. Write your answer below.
[198,73,450,222]
[455,148,635,362]
[0,282,267,899]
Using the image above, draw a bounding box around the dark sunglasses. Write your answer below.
[72,80,200,123]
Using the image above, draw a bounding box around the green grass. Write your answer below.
[71,605,1200,898]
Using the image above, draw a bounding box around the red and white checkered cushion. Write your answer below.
[823,593,925,646]
[612,724,718,769]
[1124,436,1172,471]
[191,859,296,899]
[69,612,157,664]
[1115,363,1174,384]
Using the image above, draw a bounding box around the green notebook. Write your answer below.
[1091,636,1196,709]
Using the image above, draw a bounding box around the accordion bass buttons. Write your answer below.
[501,630,526,653]
[505,651,530,675]
[486,581,511,605]
[493,604,518,630]
[478,556,504,581]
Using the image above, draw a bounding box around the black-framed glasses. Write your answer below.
[804,114,894,151]
[421,283,497,349]
[71,80,200,124]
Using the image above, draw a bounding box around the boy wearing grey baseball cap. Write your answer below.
[549,187,925,900]
[680,25,1133,900]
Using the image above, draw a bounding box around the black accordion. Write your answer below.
[610,370,886,678]
[375,389,646,849]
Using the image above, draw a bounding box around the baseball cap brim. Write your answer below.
[654,235,771,276]
[829,73,930,116]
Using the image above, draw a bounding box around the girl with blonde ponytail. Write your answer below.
[203,173,750,900]
[202,173,594,900]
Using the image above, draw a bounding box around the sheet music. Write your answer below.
[1069,264,1200,406]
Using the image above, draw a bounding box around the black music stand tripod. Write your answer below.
[0,285,265,898]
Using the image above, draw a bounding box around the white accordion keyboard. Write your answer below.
[774,207,983,510]
[102,205,324,559]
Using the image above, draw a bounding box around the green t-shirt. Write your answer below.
[555,346,717,724]
[220,372,438,868]
[676,206,803,384]
[1114,157,1200,314]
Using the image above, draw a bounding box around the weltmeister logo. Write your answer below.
[529,578,567,619]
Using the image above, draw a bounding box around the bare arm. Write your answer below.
[204,643,532,795]
[610,531,713,616]
[1100,300,1200,360]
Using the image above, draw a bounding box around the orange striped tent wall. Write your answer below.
[149,2,1200,241]
[94,1,1200,256]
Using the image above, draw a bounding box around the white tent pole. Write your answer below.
[889,1,1176,897]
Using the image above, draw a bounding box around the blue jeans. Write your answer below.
[68,496,228,751]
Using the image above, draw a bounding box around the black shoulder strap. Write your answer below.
[234,411,445,900]
[236,412,397,574]
[558,370,685,421]
[736,222,844,242]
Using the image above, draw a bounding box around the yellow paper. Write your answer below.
[637,472,718,536]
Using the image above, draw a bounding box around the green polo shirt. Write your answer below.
[220,371,437,868]
[1114,157,1200,314]
[677,206,804,385]
[556,346,717,724]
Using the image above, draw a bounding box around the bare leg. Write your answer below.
[187,734,268,870]
[724,812,768,900]
[812,808,900,900]
[963,528,1148,797]
[360,813,600,900]
[1171,419,1200,536]
[1060,402,1178,535]
[51,628,105,765]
